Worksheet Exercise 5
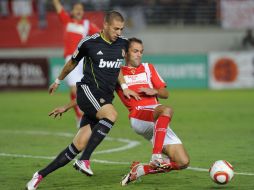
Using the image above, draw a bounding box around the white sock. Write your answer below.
[151,153,163,162]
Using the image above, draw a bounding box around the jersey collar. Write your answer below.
[100,32,112,44]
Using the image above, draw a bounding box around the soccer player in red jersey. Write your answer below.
[117,38,189,185]
[53,0,100,125]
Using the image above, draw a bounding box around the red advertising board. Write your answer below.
[0,12,104,48]
[0,58,49,90]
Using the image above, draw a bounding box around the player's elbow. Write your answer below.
[158,90,169,99]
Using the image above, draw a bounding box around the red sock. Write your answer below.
[143,161,180,175]
[70,92,82,120]
[168,161,180,170]
[153,115,171,154]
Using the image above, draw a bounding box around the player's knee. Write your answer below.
[161,106,174,117]
[73,140,85,151]
[104,109,118,123]
[177,157,190,169]
[73,134,88,151]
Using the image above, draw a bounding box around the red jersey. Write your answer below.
[58,9,100,57]
[116,63,166,115]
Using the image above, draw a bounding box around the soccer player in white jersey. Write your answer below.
[53,0,100,125]
[46,37,190,186]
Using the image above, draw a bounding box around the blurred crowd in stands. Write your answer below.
[0,0,219,29]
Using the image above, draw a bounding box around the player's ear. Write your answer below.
[122,49,126,56]
[123,49,128,58]
[103,21,109,30]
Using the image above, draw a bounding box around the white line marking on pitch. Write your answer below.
[0,153,253,176]
[1,130,254,176]
[0,130,140,155]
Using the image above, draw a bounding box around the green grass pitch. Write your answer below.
[0,89,254,190]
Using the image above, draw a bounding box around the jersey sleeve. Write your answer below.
[71,38,88,63]
[58,9,70,25]
[149,64,167,89]
[88,23,100,35]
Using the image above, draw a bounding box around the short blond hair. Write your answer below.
[104,11,124,24]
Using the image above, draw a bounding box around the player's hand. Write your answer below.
[48,107,67,119]
[123,88,141,100]
[139,87,158,96]
[48,82,59,95]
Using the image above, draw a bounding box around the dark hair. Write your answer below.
[104,11,125,24]
[127,37,143,51]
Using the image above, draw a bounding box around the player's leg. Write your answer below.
[161,127,190,170]
[79,104,117,161]
[74,84,117,175]
[122,116,160,185]
[73,114,98,176]
[26,124,91,190]
[151,105,174,167]
[122,143,189,185]
[121,144,189,185]
[163,143,189,170]
[74,104,117,176]
[122,116,188,185]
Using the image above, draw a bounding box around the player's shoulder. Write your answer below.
[119,35,128,40]
[84,33,100,42]
[118,36,128,43]
[142,62,159,74]
[77,33,100,47]
[142,62,155,68]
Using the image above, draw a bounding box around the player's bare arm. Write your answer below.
[118,69,141,100]
[49,59,78,95]
[53,0,63,13]
[49,100,77,119]
[139,87,168,99]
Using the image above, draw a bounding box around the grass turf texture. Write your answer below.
[0,89,254,190]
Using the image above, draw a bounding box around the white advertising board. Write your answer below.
[209,52,254,89]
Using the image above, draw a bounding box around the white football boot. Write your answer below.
[121,161,142,186]
[26,172,43,190]
[73,160,94,176]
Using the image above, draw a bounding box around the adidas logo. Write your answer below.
[97,50,103,55]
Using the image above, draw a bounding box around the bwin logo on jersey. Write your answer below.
[99,59,123,68]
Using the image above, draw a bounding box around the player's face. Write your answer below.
[126,42,144,67]
[104,19,124,42]
[71,4,84,21]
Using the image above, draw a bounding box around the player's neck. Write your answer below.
[100,31,112,44]
[71,15,83,21]
[126,64,138,68]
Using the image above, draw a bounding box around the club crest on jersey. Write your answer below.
[99,59,123,68]
[100,98,105,104]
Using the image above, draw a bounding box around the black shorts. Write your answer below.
[79,114,98,129]
[76,83,114,128]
